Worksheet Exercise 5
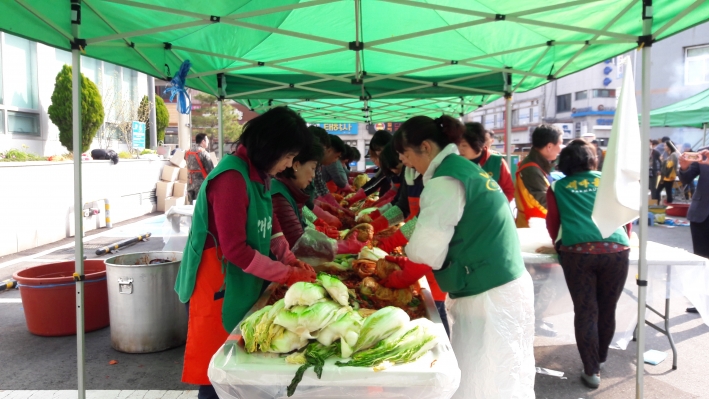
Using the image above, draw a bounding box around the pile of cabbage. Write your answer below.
[238,272,439,396]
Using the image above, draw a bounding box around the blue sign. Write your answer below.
[314,123,357,135]
[132,121,146,149]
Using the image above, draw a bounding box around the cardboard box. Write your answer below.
[178,167,189,183]
[164,196,186,212]
[161,165,180,182]
[209,152,219,166]
[173,182,187,198]
[156,181,175,199]
[157,196,167,212]
[170,149,185,167]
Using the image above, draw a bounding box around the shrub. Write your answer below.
[138,95,169,148]
[0,146,46,162]
[48,65,105,153]
[118,151,134,159]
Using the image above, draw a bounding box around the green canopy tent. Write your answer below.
[649,87,709,147]
[2,1,709,398]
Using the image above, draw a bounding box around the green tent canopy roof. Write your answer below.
[2,0,709,122]
[649,88,709,129]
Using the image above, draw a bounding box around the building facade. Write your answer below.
[0,32,149,157]
[467,21,709,152]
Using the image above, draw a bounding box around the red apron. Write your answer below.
[182,247,228,386]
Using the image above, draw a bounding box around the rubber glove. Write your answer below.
[341,184,355,195]
[343,188,367,205]
[378,256,431,289]
[285,266,317,286]
[313,205,342,229]
[370,215,390,233]
[336,235,367,254]
[314,221,340,239]
[289,259,315,273]
[371,190,397,208]
[376,229,408,253]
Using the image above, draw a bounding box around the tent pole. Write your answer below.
[70,1,86,398]
[218,98,223,159]
[148,75,158,149]
[703,123,707,148]
[505,72,512,167]
[637,2,653,398]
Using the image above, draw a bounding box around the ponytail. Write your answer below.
[393,115,463,154]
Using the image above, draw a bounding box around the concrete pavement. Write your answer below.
[1,215,707,398]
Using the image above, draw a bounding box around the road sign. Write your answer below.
[132,121,146,150]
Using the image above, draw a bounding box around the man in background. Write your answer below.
[514,124,563,227]
[185,133,214,204]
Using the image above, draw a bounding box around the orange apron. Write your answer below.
[514,162,549,228]
[182,247,228,386]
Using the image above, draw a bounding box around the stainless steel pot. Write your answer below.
[105,251,187,353]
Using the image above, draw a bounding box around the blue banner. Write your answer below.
[313,123,357,135]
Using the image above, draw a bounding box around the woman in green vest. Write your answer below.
[543,139,630,389]
[174,107,317,399]
[458,122,515,201]
[379,115,535,399]
[271,131,366,254]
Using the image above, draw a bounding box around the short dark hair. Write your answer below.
[650,139,660,146]
[195,133,207,145]
[558,139,597,176]
[531,124,563,149]
[279,130,324,179]
[328,134,346,155]
[462,122,486,153]
[661,136,671,143]
[370,130,393,155]
[378,142,402,175]
[238,107,310,173]
[393,115,463,154]
[350,147,361,162]
[308,126,331,148]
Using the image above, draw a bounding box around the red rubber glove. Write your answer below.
[379,256,431,289]
[315,224,340,239]
[370,215,390,233]
[289,259,315,273]
[344,188,367,205]
[376,229,408,253]
[341,184,355,195]
[313,205,342,229]
[367,210,382,221]
[285,266,317,286]
[372,190,397,208]
[336,235,367,254]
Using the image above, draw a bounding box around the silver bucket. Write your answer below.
[105,251,187,353]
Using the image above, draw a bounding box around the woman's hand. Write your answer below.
[679,153,693,170]
[535,245,557,254]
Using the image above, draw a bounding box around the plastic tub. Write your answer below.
[13,260,109,336]
[666,203,689,217]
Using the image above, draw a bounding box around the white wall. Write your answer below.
[0,158,168,257]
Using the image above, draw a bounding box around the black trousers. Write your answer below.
[690,215,709,258]
[558,249,630,376]
[649,176,660,201]
[659,180,674,203]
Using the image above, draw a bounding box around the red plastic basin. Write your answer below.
[13,260,109,336]
[666,203,689,217]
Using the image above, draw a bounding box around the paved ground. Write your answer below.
[1,216,707,398]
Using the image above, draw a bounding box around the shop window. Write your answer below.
[0,110,4,133]
[556,94,571,113]
[3,34,38,110]
[685,45,709,85]
[575,90,588,100]
[592,89,616,98]
[8,111,39,135]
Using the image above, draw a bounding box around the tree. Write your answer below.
[191,93,244,151]
[137,95,169,148]
[48,65,105,153]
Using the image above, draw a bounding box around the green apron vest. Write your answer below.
[271,179,306,229]
[432,154,525,299]
[481,152,503,183]
[552,171,629,247]
[174,155,273,332]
